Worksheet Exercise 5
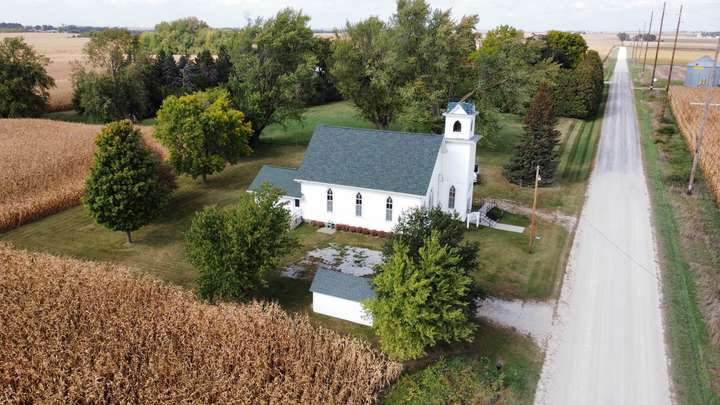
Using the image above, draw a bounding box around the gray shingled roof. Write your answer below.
[248,165,301,198]
[296,125,443,196]
[447,101,476,115]
[310,268,376,302]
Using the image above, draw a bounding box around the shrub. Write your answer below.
[186,184,298,302]
[0,244,402,403]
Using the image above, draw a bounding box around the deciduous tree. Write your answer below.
[226,8,315,146]
[154,88,252,182]
[367,232,476,360]
[544,30,588,69]
[83,120,172,243]
[84,28,138,78]
[0,37,55,117]
[186,183,298,302]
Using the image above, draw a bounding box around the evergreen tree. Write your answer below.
[504,83,561,186]
[177,54,188,71]
[215,45,233,84]
[155,88,252,182]
[181,59,202,93]
[366,232,476,360]
[195,49,218,89]
[159,50,182,91]
[83,120,172,243]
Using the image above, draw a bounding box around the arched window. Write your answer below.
[326,189,333,212]
[448,186,456,210]
[355,193,362,217]
[453,120,462,132]
[385,197,393,221]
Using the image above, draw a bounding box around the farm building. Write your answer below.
[249,101,481,232]
[310,268,375,326]
[684,56,720,87]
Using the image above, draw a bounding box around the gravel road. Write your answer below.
[534,47,672,405]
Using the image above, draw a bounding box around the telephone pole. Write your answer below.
[666,5,683,93]
[528,165,540,253]
[687,37,720,195]
[642,10,654,74]
[650,2,666,90]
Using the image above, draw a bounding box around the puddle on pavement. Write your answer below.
[475,298,555,345]
[282,244,383,278]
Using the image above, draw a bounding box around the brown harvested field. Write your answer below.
[668,86,720,204]
[0,32,88,111]
[0,119,160,231]
[583,33,621,58]
[0,244,401,403]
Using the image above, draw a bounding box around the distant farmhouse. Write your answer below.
[249,102,480,232]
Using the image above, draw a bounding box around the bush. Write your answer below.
[0,244,402,403]
[186,184,298,302]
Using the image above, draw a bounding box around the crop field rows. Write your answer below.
[0,119,161,232]
[0,244,401,403]
[668,86,720,203]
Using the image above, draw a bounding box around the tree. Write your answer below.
[544,30,588,69]
[140,17,210,54]
[185,183,298,302]
[473,25,560,115]
[504,83,561,186]
[383,206,478,273]
[301,37,342,106]
[555,50,604,119]
[617,32,629,45]
[0,37,55,117]
[392,1,480,133]
[194,49,218,90]
[72,66,149,122]
[366,232,476,360]
[331,17,400,129]
[83,120,172,243]
[154,88,252,182]
[226,8,316,146]
[84,28,138,78]
[215,45,233,84]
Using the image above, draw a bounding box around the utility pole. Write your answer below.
[528,165,540,253]
[687,37,720,195]
[642,10,654,74]
[650,2,667,90]
[666,5,683,93]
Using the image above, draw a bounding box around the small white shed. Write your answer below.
[310,268,375,326]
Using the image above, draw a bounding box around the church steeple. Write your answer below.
[442,101,477,140]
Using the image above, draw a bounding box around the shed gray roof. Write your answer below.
[248,165,301,198]
[447,101,476,115]
[310,268,376,302]
[296,125,443,196]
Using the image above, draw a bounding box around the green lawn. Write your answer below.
[634,82,720,404]
[11,99,595,404]
[383,319,542,404]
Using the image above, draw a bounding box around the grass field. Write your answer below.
[632,67,720,404]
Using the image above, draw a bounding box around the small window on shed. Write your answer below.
[386,197,393,221]
[327,189,333,212]
[448,186,456,210]
[355,193,362,217]
[294,199,300,208]
[453,120,462,132]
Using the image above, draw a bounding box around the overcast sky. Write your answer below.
[4,0,719,32]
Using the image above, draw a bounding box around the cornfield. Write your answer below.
[668,86,720,203]
[0,243,402,403]
[0,119,163,231]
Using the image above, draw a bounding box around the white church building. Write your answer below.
[249,101,480,232]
